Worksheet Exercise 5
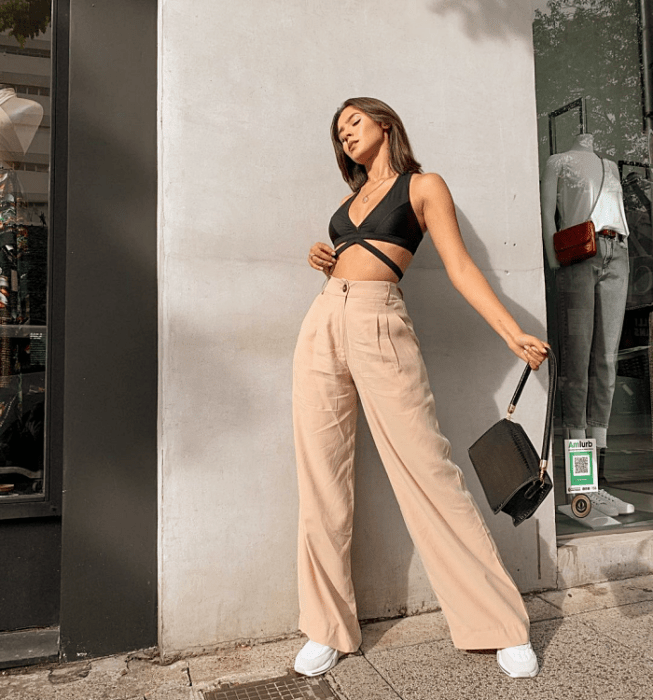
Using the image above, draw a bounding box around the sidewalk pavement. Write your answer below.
[2,574,653,700]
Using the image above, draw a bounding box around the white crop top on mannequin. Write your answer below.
[543,150,629,237]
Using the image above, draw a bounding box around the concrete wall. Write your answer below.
[159,0,555,656]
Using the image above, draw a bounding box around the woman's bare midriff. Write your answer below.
[331,240,413,282]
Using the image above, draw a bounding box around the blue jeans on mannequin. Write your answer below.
[555,234,629,449]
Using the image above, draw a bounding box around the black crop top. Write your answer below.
[328,172,424,281]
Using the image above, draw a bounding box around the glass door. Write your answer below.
[0,7,54,515]
[533,0,653,535]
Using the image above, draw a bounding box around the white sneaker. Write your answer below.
[497,642,539,678]
[294,640,340,676]
[595,489,635,515]
[588,490,621,517]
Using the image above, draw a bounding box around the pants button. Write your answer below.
[342,283,347,292]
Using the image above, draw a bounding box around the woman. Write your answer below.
[292,97,548,680]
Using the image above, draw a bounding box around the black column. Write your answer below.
[59,0,158,660]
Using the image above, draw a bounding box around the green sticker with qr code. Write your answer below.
[564,439,598,494]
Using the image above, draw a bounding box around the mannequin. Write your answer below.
[0,85,46,493]
[541,134,630,268]
[541,133,634,517]
[0,85,43,165]
[0,83,43,232]
[0,83,43,313]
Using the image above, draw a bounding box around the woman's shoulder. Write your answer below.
[409,172,453,204]
[410,171,447,188]
[339,192,355,206]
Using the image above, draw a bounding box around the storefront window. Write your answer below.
[534,0,653,534]
[0,11,51,502]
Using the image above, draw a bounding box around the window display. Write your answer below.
[534,0,653,534]
[0,24,50,502]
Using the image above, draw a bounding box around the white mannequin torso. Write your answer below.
[540,134,629,268]
[0,86,44,166]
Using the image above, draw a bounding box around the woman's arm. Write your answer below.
[415,173,548,369]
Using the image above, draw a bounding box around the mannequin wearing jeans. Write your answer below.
[541,134,633,516]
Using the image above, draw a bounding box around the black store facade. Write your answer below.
[0,0,157,664]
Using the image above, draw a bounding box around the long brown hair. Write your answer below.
[330,97,422,192]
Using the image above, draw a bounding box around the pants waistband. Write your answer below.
[321,276,403,302]
[598,228,625,240]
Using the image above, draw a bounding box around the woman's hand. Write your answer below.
[308,242,336,275]
[508,333,550,370]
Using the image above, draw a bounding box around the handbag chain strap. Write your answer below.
[586,156,607,223]
[505,352,558,482]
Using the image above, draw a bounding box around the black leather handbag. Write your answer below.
[468,352,557,527]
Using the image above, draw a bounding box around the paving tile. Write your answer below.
[576,600,653,662]
[0,655,191,700]
[71,656,189,700]
[327,654,399,700]
[359,596,562,655]
[144,687,203,700]
[187,638,305,690]
[538,574,653,615]
[360,611,450,653]
[360,617,653,700]
[0,661,108,700]
[47,656,134,700]
[0,667,52,700]
[524,595,565,622]
[123,657,191,691]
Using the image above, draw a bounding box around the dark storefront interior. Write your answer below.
[534,0,653,535]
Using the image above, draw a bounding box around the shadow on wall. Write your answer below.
[409,203,550,418]
[427,0,534,43]
[352,410,431,621]
[350,201,552,620]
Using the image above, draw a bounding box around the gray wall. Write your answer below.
[159,0,554,656]
[59,0,158,660]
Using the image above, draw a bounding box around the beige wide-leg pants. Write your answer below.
[293,277,529,654]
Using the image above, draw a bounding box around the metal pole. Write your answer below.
[640,0,653,161]
[642,0,653,445]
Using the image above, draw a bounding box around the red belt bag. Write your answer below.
[553,156,606,267]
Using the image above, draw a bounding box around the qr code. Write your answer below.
[573,455,590,476]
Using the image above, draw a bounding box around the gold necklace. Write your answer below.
[361,174,395,203]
